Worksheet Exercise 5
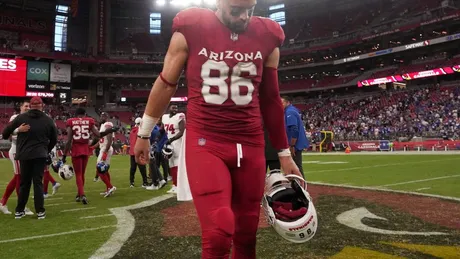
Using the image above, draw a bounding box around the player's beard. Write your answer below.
[227,20,248,33]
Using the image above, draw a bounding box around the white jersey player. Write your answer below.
[0,101,34,215]
[96,112,116,197]
[161,104,185,194]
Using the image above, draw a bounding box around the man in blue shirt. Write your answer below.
[145,120,168,190]
[281,96,309,176]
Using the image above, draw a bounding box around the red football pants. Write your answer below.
[0,174,20,205]
[185,130,266,259]
[43,168,56,194]
[72,155,89,196]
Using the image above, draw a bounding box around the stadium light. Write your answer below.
[156,0,166,6]
[171,0,186,7]
[203,0,215,6]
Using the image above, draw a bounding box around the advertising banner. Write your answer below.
[358,65,460,87]
[0,58,26,97]
[401,67,454,80]
[26,81,50,91]
[27,61,49,81]
[348,141,381,151]
[50,82,72,102]
[20,33,51,50]
[50,63,71,83]
[358,75,403,87]
[0,10,53,34]
[98,0,106,53]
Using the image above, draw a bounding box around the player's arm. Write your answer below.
[90,140,100,149]
[168,120,185,143]
[138,32,188,137]
[285,110,299,151]
[1,117,22,140]
[48,121,58,153]
[259,47,290,156]
[91,124,119,138]
[63,126,73,162]
[103,125,113,154]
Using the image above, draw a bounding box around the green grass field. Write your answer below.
[0,153,459,259]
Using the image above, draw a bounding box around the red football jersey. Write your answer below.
[66,117,95,156]
[173,8,285,147]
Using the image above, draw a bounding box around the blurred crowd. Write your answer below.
[303,86,459,141]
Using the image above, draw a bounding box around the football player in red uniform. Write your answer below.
[63,108,116,204]
[135,1,301,258]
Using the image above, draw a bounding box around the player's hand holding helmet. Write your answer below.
[51,159,64,173]
[58,164,74,180]
[279,155,303,179]
[262,170,318,243]
[162,144,174,159]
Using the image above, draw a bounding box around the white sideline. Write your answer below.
[89,194,173,259]
[80,214,113,219]
[415,187,431,191]
[310,182,460,202]
[0,225,116,244]
[61,207,96,213]
[47,202,76,207]
[305,158,459,174]
[378,175,460,187]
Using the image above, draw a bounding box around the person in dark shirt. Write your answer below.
[1,97,58,220]
[264,127,280,171]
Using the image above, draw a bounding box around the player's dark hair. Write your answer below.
[281,95,293,103]
[14,101,29,113]
[75,108,86,116]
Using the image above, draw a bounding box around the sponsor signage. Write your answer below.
[98,0,105,53]
[0,11,52,34]
[358,66,458,87]
[25,91,54,98]
[335,32,460,65]
[27,61,49,81]
[0,58,27,97]
[50,63,71,83]
[50,83,72,91]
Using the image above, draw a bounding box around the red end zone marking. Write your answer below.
[161,201,269,237]
[161,185,460,237]
[308,185,460,230]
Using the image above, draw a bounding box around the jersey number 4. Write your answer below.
[201,60,257,105]
[164,124,176,134]
[73,125,90,140]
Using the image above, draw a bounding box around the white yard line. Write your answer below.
[61,207,96,213]
[310,182,460,202]
[415,187,431,191]
[47,202,77,207]
[89,194,173,259]
[305,158,459,174]
[0,225,116,244]
[44,197,64,201]
[80,214,113,219]
[377,175,460,187]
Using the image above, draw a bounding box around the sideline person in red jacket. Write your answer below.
[129,118,148,187]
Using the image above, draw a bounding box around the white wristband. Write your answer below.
[138,114,159,137]
[278,148,291,157]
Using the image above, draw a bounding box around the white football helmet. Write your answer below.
[162,144,174,159]
[262,170,318,243]
[58,164,74,180]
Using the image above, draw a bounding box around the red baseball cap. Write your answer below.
[30,97,43,105]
